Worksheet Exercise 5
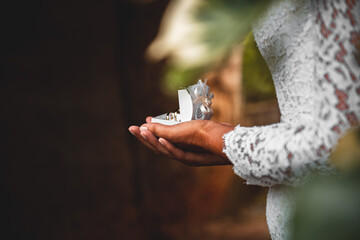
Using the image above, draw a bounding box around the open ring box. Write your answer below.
[151,79,214,125]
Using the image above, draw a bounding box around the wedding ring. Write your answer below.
[166,110,180,121]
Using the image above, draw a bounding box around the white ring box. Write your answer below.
[151,80,214,125]
[151,89,193,125]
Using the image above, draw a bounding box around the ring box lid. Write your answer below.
[151,89,193,125]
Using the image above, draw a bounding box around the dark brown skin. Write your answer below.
[128,117,234,166]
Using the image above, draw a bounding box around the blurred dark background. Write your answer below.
[0,1,276,239]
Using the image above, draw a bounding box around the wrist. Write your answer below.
[200,121,234,158]
[215,125,234,159]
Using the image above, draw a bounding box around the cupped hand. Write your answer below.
[128,117,234,166]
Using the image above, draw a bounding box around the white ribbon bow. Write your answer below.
[187,79,214,120]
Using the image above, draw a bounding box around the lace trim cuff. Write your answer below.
[222,125,269,186]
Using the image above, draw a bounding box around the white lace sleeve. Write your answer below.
[223,0,360,187]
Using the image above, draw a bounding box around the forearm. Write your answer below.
[223,120,342,186]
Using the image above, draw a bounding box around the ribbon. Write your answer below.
[187,79,214,120]
[153,79,214,122]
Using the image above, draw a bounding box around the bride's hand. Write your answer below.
[128,117,234,166]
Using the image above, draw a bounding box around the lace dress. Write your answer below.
[223,0,360,239]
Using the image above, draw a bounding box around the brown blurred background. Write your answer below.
[1,0,279,239]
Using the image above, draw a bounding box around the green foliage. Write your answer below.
[163,0,270,95]
[242,32,276,102]
[162,65,207,94]
[163,1,276,102]
[292,170,360,240]
[194,0,269,63]
[292,128,360,240]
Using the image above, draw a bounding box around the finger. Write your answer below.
[140,123,178,140]
[140,128,170,155]
[141,123,169,137]
[128,126,157,151]
[128,126,155,150]
[159,138,231,166]
[146,116,152,123]
[220,122,234,127]
[158,138,186,160]
[181,151,231,166]
[158,138,208,166]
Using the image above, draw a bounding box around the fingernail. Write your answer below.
[140,131,147,140]
[140,126,148,131]
[158,138,165,146]
[128,128,135,135]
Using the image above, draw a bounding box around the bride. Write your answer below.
[129,0,360,239]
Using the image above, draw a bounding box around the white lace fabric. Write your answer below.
[223,0,360,239]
